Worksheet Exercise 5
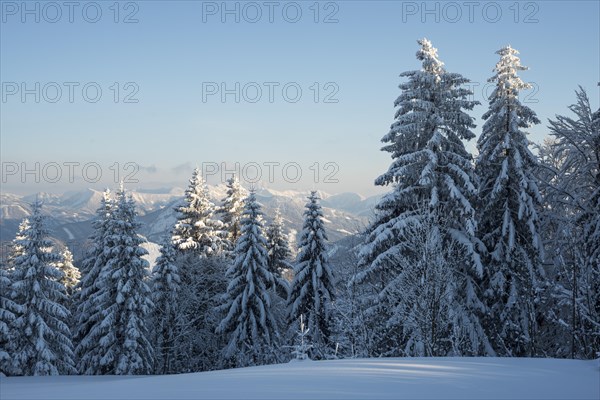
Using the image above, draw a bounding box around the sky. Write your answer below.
[1,0,599,196]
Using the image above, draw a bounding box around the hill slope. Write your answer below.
[1,357,598,400]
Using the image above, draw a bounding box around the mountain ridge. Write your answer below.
[0,186,379,263]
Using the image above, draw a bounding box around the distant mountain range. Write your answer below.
[0,186,380,265]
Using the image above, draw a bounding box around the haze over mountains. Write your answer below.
[0,186,379,263]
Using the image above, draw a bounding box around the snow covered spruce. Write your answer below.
[476,45,544,357]
[4,201,76,376]
[354,38,489,357]
[77,186,154,375]
[287,191,336,360]
[216,189,280,367]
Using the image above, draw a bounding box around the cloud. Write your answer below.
[171,162,193,175]
[138,164,158,174]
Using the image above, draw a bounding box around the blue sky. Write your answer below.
[1,0,598,196]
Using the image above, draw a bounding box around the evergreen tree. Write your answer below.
[74,190,114,374]
[354,38,487,357]
[0,264,20,376]
[476,45,544,357]
[265,209,292,344]
[382,210,490,356]
[266,208,292,298]
[172,168,225,256]
[218,175,245,249]
[93,186,154,375]
[7,218,30,265]
[287,191,336,359]
[55,248,80,297]
[174,253,228,372]
[169,170,231,372]
[290,314,312,361]
[10,201,76,375]
[151,238,181,374]
[217,189,279,367]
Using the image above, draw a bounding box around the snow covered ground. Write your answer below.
[1,357,598,399]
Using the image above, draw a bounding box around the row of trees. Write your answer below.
[353,39,599,360]
[1,38,598,376]
[0,174,337,375]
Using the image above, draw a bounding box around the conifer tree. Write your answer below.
[217,189,279,367]
[74,190,114,374]
[7,218,29,265]
[476,45,544,357]
[10,201,76,375]
[171,170,229,372]
[288,191,335,359]
[354,38,488,356]
[266,208,292,298]
[172,168,225,256]
[0,264,20,376]
[218,175,245,249]
[93,186,154,375]
[55,248,80,297]
[151,238,181,374]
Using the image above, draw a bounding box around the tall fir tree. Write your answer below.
[93,186,154,375]
[218,175,245,250]
[354,38,488,356]
[151,238,181,374]
[217,189,279,367]
[74,189,114,374]
[172,168,225,256]
[476,45,544,357]
[171,170,229,372]
[287,191,336,359]
[10,201,76,375]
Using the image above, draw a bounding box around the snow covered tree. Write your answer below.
[354,38,488,357]
[287,191,336,359]
[151,238,181,374]
[266,208,292,298]
[218,175,245,249]
[10,201,76,375]
[174,253,228,372]
[7,218,30,266]
[169,172,231,372]
[290,314,312,361]
[55,248,80,297]
[0,264,20,376]
[217,189,279,367]
[476,45,544,357]
[172,168,225,256]
[265,209,292,342]
[74,189,114,374]
[587,106,600,358]
[381,210,492,356]
[332,234,379,359]
[541,87,600,359]
[92,186,154,375]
